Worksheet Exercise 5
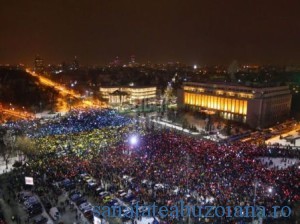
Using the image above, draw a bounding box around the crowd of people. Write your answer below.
[4,109,133,138]
[91,132,300,207]
[1,108,300,223]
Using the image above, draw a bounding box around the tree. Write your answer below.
[225,121,232,136]
[182,118,189,130]
[1,130,16,169]
[98,92,109,104]
[15,136,36,158]
[228,60,239,81]
[164,83,174,101]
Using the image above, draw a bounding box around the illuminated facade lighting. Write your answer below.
[99,86,157,105]
[178,82,292,128]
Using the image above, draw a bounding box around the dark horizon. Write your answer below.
[1,0,300,66]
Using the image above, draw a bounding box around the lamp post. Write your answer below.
[127,135,138,155]
[185,154,191,224]
[253,180,258,224]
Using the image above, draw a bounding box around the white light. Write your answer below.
[25,177,34,185]
[268,187,273,193]
[93,216,101,224]
[193,65,197,69]
[129,135,138,145]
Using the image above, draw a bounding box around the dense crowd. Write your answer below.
[91,132,300,207]
[34,126,144,157]
[2,109,300,223]
[4,109,133,138]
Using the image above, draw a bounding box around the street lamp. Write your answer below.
[129,135,138,146]
[127,135,139,155]
[268,187,273,193]
[253,180,258,223]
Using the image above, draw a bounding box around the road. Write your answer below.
[25,69,106,110]
[25,69,80,98]
[1,107,34,120]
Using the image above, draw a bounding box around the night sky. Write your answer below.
[1,0,300,66]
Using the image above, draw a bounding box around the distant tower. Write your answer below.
[228,60,239,81]
[128,55,137,67]
[131,55,135,64]
[113,56,121,66]
[72,56,80,70]
[34,55,44,73]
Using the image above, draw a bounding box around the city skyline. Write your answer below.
[1,0,300,66]
[0,2,300,223]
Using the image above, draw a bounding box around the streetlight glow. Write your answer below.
[129,135,138,145]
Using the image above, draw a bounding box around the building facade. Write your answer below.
[34,55,44,73]
[178,82,292,128]
[99,86,157,105]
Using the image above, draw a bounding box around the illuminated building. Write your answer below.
[178,82,292,128]
[99,86,157,105]
[71,56,80,70]
[34,55,44,73]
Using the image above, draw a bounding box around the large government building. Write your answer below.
[178,82,292,128]
[99,86,157,106]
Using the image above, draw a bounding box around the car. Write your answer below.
[60,179,70,186]
[27,206,43,218]
[25,202,42,211]
[80,173,88,178]
[102,196,112,204]
[24,200,40,208]
[106,199,118,206]
[82,205,93,213]
[154,183,165,190]
[79,202,91,211]
[24,196,39,205]
[26,201,42,208]
[83,209,94,220]
[76,197,87,206]
[88,182,97,189]
[49,207,60,221]
[171,186,180,195]
[117,189,126,196]
[61,179,76,190]
[65,182,76,191]
[33,215,48,224]
[99,191,109,199]
[70,193,82,201]
[18,191,33,202]
[83,175,92,181]
[123,194,135,203]
[121,207,133,221]
[112,201,122,207]
[86,178,95,183]
[119,192,127,199]
[141,179,153,188]
[69,190,81,198]
[95,187,105,194]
